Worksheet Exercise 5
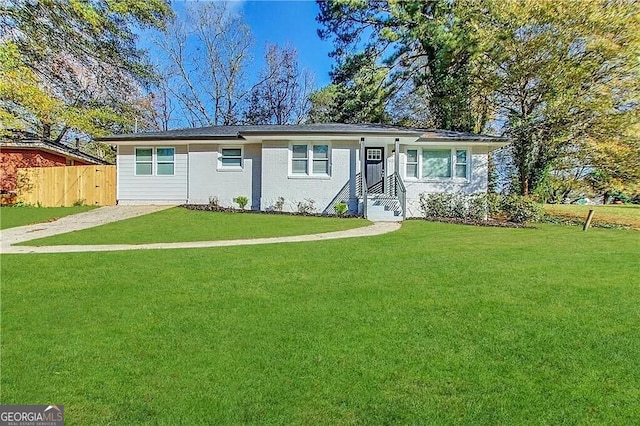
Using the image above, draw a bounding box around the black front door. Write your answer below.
[365,147,384,193]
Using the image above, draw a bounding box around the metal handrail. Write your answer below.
[393,171,407,220]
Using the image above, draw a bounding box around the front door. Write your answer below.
[365,147,384,193]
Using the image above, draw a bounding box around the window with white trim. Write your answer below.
[405,148,470,180]
[220,147,243,169]
[313,145,329,174]
[135,147,175,176]
[156,147,175,175]
[292,144,308,174]
[455,150,468,178]
[406,149,418,178]
[291,144,330,176]
[135,148,153,175]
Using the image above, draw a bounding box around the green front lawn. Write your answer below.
[21,207,370,246]
[544,204,640,229]
[0,206,97,230]
[2,222,639,424]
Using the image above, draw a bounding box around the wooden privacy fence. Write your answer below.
[17,165,116,207]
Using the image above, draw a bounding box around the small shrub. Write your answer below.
[208,196,219,207]
[501,195,542,224]
[450,194,468,219]
[233,196,249,209]
[485,192,503,217]
[297,199,315,214]
[273,196,285,212]
[334,201,348,216]
[467,193,488,220]
[419,193,448,218]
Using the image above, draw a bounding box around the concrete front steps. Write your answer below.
[365,195,403,222]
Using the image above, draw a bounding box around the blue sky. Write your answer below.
[241,1,334,87]
[167,1,335,88]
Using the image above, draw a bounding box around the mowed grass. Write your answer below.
[20,207,370,246]
[2,222,639,424]
[0,206,96,230]
[545,203,640,229]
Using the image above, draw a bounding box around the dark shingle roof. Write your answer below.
[0,135,111,165]
[101,123,506,142]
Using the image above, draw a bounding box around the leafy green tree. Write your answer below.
[0,0,172,141]
[474,0,640,195]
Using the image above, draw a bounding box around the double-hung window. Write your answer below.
[156,148,175,175]
[135,147,175,176]
[455,150,468,178]
[405,149,419,179]
[312,145,329,174]
[406,148,470,180]
[291,144,330,176]
[135,148,153,175]
[292,144,308,174]
[220,147,243,169]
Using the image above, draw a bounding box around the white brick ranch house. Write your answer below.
[103,123,508,221]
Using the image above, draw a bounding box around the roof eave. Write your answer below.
[0,141,110,164]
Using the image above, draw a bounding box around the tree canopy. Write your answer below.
[0,0,173,141]
[315,0,640,197]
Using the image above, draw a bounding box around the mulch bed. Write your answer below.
[180,204,362,219]
[407,216,529,228]
[181,204,531,227]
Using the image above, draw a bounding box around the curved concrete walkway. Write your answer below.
[1,206,400,254]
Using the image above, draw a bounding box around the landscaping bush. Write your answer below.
[273,196,285,212]
[297,199,315,214]
[233,196,249,209]
[501,195,542,223]
[418,192,542,224]
[419,193,457,218]
[334,201,348,216]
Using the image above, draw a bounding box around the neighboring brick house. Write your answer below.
[0,132,110,193]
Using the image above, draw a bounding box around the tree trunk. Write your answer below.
[520,172,529,196]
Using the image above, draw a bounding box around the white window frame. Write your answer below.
[134,147,153,176]
[289,143,331,178]
[404,147,471,181]
[454,149,469,179]
[405,148,419,180]
[218,146,244,171]
[156,147,175,176]
[134,147,176,176]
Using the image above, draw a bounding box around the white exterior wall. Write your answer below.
[260,140,361,214]
[187,143,261,209]
[117,145,188,204]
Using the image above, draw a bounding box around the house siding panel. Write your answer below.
[117,145,188,204]
[187,143,261,208]
[260,140,361,214]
